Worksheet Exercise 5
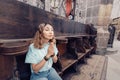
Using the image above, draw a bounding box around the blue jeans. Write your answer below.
[30,67,62,80]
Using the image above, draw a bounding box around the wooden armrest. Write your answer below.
[56,37,68,44]
[0,38,32,43]
[0,41,30,56]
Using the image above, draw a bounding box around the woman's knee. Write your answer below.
[49,68,62,80]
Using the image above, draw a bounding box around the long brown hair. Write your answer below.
[33,23,56,49]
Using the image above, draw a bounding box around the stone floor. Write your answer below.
[62,54,107,80]
[72,55,106,80]
[105,38,120,80]
[63,38,120,80]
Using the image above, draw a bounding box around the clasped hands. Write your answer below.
[46,42,55,58]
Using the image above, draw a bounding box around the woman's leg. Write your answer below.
[31,75,48,80]
[30,71,48,80]
[36,77,48,80]
[48,67,62,80]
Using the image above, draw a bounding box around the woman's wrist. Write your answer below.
[44,56,50,61]
[44,53,55,61]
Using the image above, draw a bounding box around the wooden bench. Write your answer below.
[0,0,97,80]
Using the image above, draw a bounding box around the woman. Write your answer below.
[25,23,62,80]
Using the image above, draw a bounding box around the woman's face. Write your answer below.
[42,24,54,40]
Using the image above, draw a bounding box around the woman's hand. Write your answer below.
[46,42,58,63]
[46,42,54,57]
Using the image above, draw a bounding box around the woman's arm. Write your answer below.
[32,59,46,73]
[32,54,51,73]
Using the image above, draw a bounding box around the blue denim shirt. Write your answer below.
[25,43,58,73]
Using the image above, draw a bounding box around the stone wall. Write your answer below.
[16,0,114,27]
[16,0,117,53]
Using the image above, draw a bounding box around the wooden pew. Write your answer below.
[0,0,97,80]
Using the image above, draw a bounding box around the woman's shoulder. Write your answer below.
[27,43,39,54]
[29,43,38,51]
[28,43,34,48]
[29,43,41,51]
